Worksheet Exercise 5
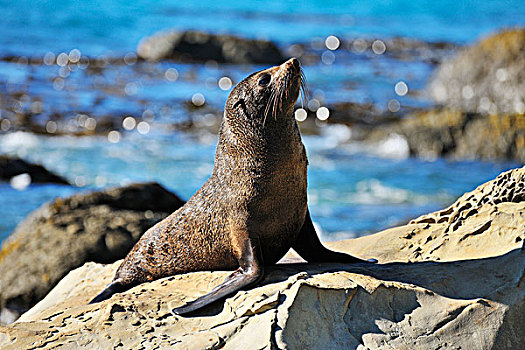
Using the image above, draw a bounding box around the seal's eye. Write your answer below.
[258,74,271,87]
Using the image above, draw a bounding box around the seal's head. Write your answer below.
[224,58,306,130]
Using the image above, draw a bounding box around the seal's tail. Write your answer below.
[89,279,126,304]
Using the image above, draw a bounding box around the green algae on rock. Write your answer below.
[429,28,525,115]
[367,109,525,162]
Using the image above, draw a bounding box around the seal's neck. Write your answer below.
[222,107,300,147]
[213,110,304,174]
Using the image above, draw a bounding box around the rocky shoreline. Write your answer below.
[0,26,523,346]
[428,28,525,115]
[0,166,522,348]
[0,3,523,347]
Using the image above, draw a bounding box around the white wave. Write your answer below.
[304,124,353,150]
[312,220,356,242]
[10,173,31,191]
[355,179,408,204]
[305,128,409,160]
[321,230,358,242]
[0,132,40,155]
[320,124,353,144]
[353,179,416,205]
[373,133,409,159]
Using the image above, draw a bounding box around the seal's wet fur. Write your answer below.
[90,58,367,314]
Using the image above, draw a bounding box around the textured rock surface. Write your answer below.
[428,28,525,114]
[0,155,69,185]
[366,109,525,162]
[0,183,184,324]
[328,166,525,263]
[137,30,284,64]
[0,167,523,349]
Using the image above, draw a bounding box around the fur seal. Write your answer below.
[90,58,369,315]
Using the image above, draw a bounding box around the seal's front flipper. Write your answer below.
[172,234,263,316]
[292,209,373,264]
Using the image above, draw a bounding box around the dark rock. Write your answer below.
[0,182,184,324]
[379,37,458,64]
[137,30,285,64]
[285,36,458,65]
[428,28,525,114]
[0,156,69,185]
[367,109,525,162]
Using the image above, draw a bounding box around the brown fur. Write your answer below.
[113,58,307,288]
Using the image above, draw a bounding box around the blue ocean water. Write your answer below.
[0,1,523,242]
[1,0,524,56]
[0,131,516,242]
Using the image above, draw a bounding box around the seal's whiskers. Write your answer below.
[263,88,277,127]
[300,70,309,109]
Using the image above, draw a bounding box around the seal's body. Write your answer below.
[90,58,367,314]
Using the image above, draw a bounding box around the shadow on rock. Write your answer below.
[1,247,521,350]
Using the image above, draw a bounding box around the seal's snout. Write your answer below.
[282,57,300,73]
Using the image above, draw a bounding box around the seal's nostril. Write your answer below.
[290,58,299,69]
[283,57,300,72]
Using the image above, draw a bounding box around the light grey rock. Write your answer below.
[1,167,523,349]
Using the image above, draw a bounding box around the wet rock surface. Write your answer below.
[0,55,146,137]
[366,109,525,162]
[428,28,525,114]
[137,30,285,64]
[369,28,525,163]
[1,167,523,349]
[0,155,69,185]
[0,34,457,145]
[0,182,184,324]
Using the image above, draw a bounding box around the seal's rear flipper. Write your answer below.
[293,209,376,264]
[173,234,263,316]
[89,279,126,304]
